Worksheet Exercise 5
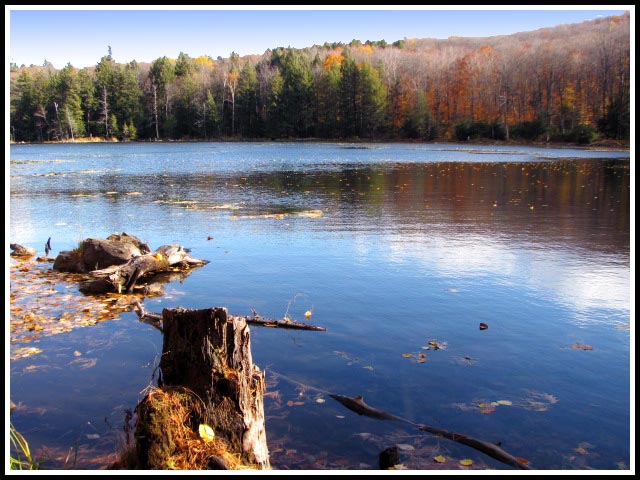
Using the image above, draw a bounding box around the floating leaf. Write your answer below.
[199,424,215,442]
[315,398,325,404]
[459,458,473,466]
[480,407,495,414]
[496,400,512,406]
[516,457,530,465]
[293,401,305,406]
[581,344,594,350]
[73,350,82,357]
[362,365,374,371]
[479,323,489,330]
[433,455,446,463]
[304,310,312,319]
[286,400,295,407]
[574,447,588,455]
[402,353,414,358]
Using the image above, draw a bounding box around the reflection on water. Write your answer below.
[9,142,631,470]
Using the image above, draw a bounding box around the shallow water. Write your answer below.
[8,142,631,470]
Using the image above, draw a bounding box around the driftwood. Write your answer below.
[88,244,208,294]
[52,233,208,295]
[130,307,270,469]
[272,372,532,470]
[133,302,327,332]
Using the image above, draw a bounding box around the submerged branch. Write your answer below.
[272,372,532,470]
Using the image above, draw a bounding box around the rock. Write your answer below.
[379,446,401,469]
[80,237,144,271]
[53,233,150,273]
[53,250,84,272]
[10,244,37,257]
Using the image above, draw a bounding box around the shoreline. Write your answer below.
[9,137,631,151]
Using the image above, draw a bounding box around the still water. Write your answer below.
[8,142,631,470]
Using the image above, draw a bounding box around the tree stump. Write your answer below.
[132,307,270,470]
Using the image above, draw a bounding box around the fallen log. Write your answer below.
[133,302,327,332]
[89,244,208,294]
[272,372,532,470]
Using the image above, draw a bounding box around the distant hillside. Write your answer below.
[10,12,630,143]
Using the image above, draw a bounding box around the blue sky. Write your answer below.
[7,6,632,69]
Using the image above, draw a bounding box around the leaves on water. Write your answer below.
[425,340,447,350]
[11,347,42,361]
[71,357,98,369]
[479,323,489,330]
[459,459,473,466]
[10,259,140,359]
[434,455,446,463]
[402,353,414,358]
[516,457,530,465]
[456,390,557,414]
[574,447,588,455]
[198,424,215,442]
[304,310,313,319]
[571,343,594,350]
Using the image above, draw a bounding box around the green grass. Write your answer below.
[9,423,39,470]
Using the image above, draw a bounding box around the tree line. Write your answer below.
[9,13,630,144]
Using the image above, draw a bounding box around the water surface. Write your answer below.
[9,142,631,470]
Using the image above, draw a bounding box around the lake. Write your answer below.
[8,142,631,471]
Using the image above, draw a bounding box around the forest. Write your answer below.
[9,12,630,144]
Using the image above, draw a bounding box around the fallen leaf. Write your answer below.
[315,398,325,404]
[434,455,446,463]
[402,353,413,358]
[516,457,530,465]
[479,323,489,330]
[459,459,473,466]
[574,447,588,455]
[286,400,295,407]
[581,344,594,350]
[199,424,215,442]
[496,400,512,406]
[74,350,82,357]
[304,310,312,319]
[480,407,495,414]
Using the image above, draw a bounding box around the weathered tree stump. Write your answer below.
[132,307,270,470]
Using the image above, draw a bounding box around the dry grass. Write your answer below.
[113,386,259,470]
